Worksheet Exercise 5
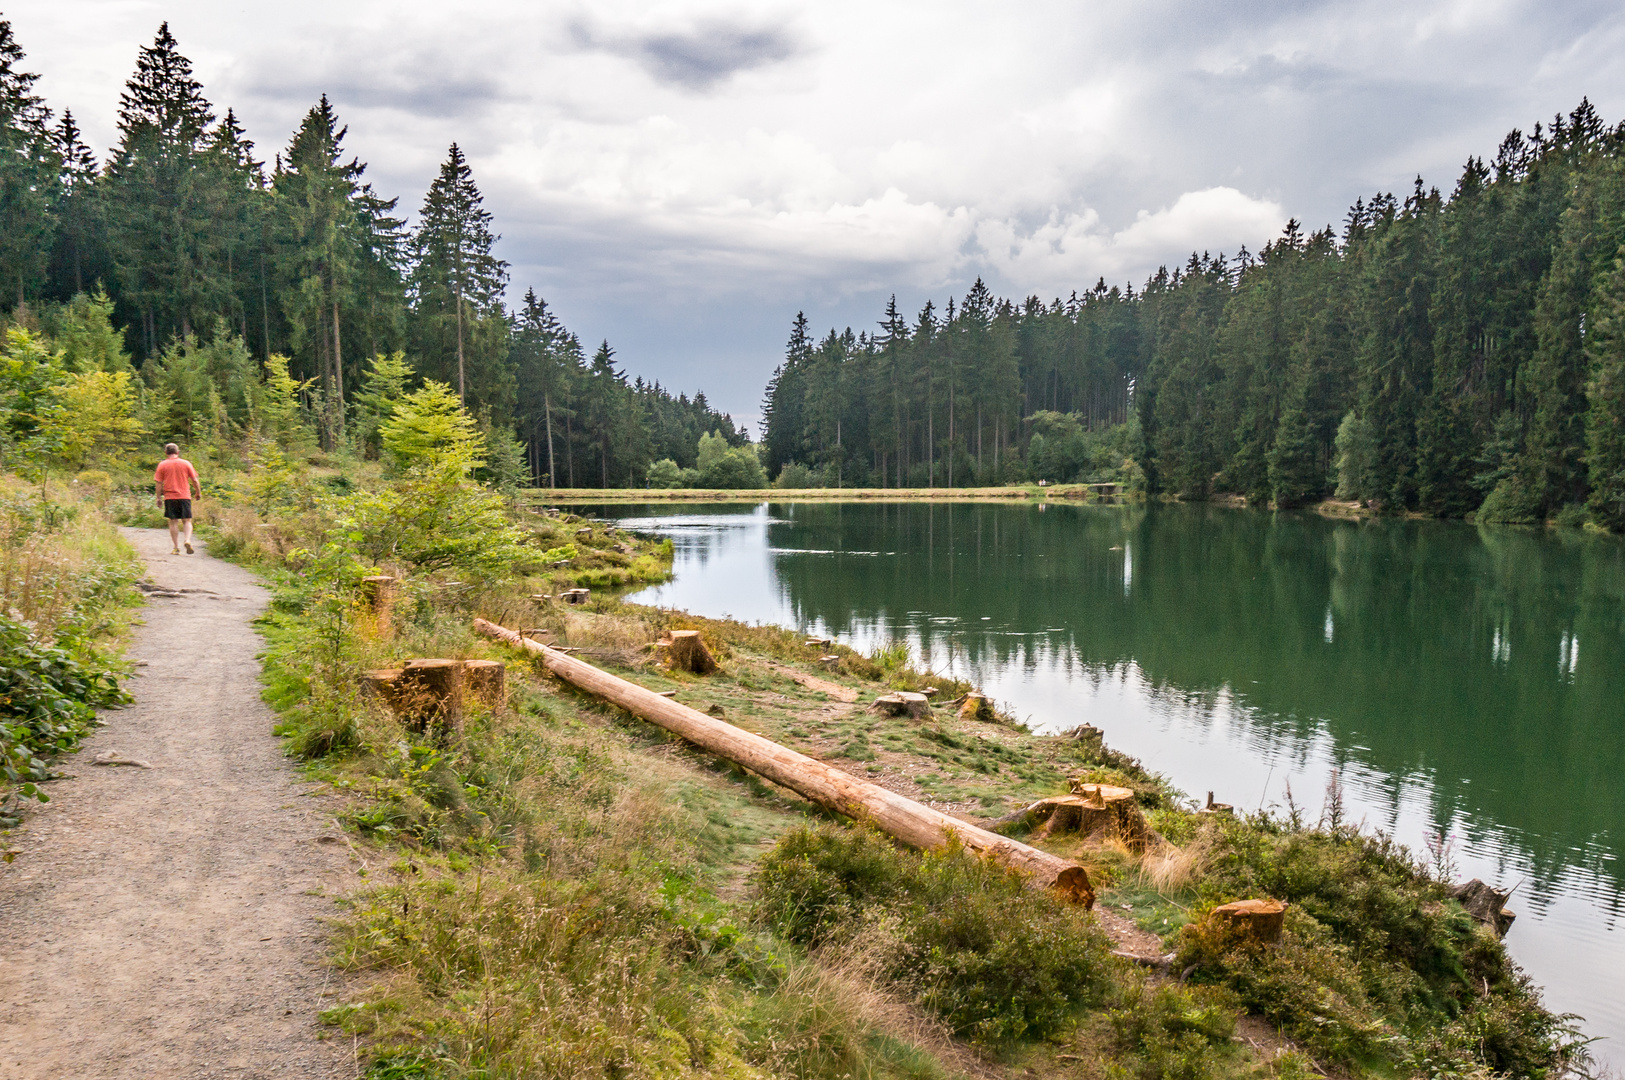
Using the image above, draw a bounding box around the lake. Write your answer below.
[584,499,1623,1061]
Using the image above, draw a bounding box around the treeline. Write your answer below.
[763,100,1625,527]
[0,18,745,485]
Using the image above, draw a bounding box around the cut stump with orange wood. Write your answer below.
[361,658,507,730]
[357,575,399,640]
[1208,899,1288,944]
[1026,783,1149,850]
[659,629,718,675]
[463,659,507,711]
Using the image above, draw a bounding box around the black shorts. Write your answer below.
[163,499,193,520]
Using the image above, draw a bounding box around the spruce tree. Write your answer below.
[273,96,404,444]
[48,110,101,298]
[0,18,58,310]
[510,288,579,486]
[102,23,224,351]
[1585,247,1625,529]
[409,144,508,409]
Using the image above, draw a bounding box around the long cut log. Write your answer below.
[473,618,1093,906]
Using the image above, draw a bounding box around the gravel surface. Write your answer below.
[0,528,358,1080]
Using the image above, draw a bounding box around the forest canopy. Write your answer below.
[0,19,747,489]
[6,17,1625,520]
[761,101,1625,526]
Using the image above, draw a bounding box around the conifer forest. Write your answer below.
[764,101,1625,527]
[0,20,747,489]
[7,19,1625,526]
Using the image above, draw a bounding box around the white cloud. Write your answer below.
[6,0,1625,418]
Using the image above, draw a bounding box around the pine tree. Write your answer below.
[102,23,223,352]
[1585,247,1625,529]
[760,311,811,475]
[0,17,58,309]
[48,110,102,299]
[273,96,403,444]
[510,289,579,486]
[409,143,508,409]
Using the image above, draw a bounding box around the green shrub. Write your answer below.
[1176,816,1584,1075]
[0,612,130,825]
[756,823,1113,1045]
[775,462,818,489]
[1108,981,1239,1080]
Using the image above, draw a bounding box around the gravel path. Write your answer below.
[0,528,357,1080]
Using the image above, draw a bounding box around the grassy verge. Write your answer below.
[211,456,1584,1079]
[0,476,143,834]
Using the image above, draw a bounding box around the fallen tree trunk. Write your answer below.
[474,617,1093,906]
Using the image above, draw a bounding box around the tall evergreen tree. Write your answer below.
[273,96,404,444]
[409,143,508,412]
[0,18,58,309]
[48,110,102,299]
[102,23,226,352]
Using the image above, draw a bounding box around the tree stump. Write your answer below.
[870,691,931,719]
[1198,791,1234,816]
[362,668,404,710]
[1208,899,1287,944]
[395,659,466,730]
[1450,879,1517,937]
[959,692,997,722]
[463,659,507,712]
[805,636,832,648]
[358,576,399,640]
[816,654,841,671]
[660,629,718,675]
[562,588,591,605]
[1028,782,1149,849]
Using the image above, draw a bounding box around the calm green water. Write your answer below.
[594,500,1624,1059]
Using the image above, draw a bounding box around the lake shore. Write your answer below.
[219,497,1590,1077]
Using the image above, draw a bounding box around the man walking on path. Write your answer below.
[154,443,201,555]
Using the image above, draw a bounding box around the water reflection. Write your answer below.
[589,500,1624,1058]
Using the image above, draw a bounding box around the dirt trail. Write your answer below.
[0,528,357,1080]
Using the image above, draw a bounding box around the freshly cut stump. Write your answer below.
[1027,783,1148,850]
[357,575,399,640]
[1208,899,1287,944]
[816,654,841,671]
[660,629,718,675]
[395,659,466,730]
[362,668,404,710]
[463,659,507,711]
[562,588,591,605]
[871,691,931,719]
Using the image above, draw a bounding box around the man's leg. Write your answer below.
[167,514,180,553]
[182,514,194,554]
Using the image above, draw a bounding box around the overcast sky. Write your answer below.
[11,1,1625,423]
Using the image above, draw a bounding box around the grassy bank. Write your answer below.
[203,442,1588,1079]
[0,477,143,835]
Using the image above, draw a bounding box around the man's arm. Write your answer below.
[155,474,164,506]
[189,465,202,502]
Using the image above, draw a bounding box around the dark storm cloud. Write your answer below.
[571,17,799,90]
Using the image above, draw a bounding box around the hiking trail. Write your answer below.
[0,528,358,1080]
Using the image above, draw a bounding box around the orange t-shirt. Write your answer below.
[154,458,199,500]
